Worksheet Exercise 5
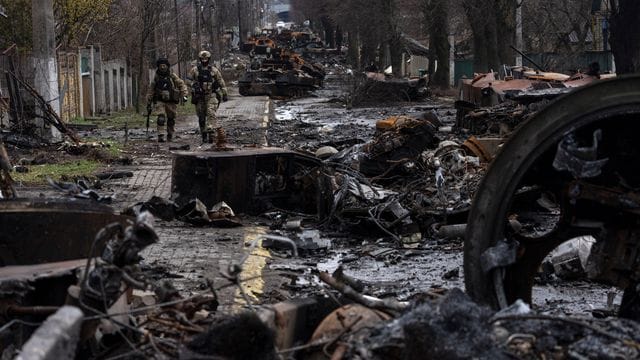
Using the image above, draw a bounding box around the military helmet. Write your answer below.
[156,57,170,67]
[199,50,211,60]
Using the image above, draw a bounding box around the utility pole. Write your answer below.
[515,0,523,67]
[174,0,182,77]
[32,0,60,141]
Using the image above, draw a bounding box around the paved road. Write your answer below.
[109,89,270,207]
[104,91,280,308]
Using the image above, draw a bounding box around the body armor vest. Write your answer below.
[197,65,217,93]
[154,73,179,103]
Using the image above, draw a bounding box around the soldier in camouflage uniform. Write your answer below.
[147,57,189,142]
[188,50,228,143]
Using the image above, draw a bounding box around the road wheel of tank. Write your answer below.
[464,75,640,310]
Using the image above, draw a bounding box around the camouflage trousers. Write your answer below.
[195,94,220,133]
[152,102,177,136]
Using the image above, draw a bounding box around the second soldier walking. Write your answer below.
[188,50,228,143]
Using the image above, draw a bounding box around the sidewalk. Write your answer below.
[104,91,277,302]
[108,90,271,209]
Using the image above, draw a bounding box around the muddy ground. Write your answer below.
[261,72,621,317]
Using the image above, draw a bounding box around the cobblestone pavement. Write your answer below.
[109,90,270,209]
[101,91,280,307]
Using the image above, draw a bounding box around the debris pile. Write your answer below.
[2,70,79,144]
[336,288,640,360]
[0,213,228,359]
[317,112,486,240]
[455,67,615,137]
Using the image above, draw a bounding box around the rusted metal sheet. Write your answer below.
[463,136,502,163]
[459,69,617,108]
[0,199,130,266]
[171,148,331,217]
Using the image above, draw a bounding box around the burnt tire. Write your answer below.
[464,75,640,309]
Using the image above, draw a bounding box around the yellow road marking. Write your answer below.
[233,228,270,310]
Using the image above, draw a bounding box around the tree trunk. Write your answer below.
[495,0,516,67]
[360,33,377,70]
[236,0,244,43]
[463,0,514,73]
[348,30,360,69]
[484,12,500,72]
[609,0,640,74]
[463,2,490,72]
[389,34,403,76]
[321,16,335,48]
[335,25,343,49]
[380,0,402,76]
[424,0,450,88]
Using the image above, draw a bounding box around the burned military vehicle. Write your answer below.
[464,75,640,319]
[239,48,325,98]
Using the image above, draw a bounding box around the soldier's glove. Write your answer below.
[222,95,229,102]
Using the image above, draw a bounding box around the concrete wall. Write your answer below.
[80,45,132,117]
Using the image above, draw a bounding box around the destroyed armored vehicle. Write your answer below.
[238,68,321,98]
[239,49,325,98]
[464,75,640,319]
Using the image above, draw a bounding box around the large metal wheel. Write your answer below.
[464,75,640,309]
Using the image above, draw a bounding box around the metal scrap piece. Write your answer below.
[480,240,519,273]
[553,129,609,178]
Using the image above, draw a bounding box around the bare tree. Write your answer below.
[53,0,112,48]
[523,0,593,71]
[293,0,406,74]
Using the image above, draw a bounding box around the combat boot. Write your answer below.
[167,132,173,142]
[207,130,214,144]
[158,134,165,143]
